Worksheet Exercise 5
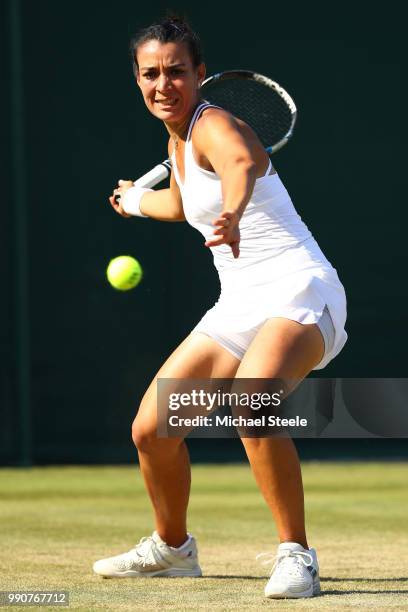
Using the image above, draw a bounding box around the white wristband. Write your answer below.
[121,186,153,217]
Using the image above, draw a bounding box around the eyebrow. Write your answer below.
[140,63,187,71]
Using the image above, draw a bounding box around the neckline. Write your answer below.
[171,148,184,189]
[172,101,211,188]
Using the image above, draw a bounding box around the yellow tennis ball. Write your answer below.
[106,255,143,291]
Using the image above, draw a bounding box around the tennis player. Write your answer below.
[93,17,347,599]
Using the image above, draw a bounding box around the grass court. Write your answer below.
[1,463,407,610]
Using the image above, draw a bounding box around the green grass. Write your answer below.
[1,463,408,610]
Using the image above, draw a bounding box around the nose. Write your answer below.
[157,72,171,92]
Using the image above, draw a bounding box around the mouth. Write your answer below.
[154,98,178,107]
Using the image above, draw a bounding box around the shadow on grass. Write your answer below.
[201,576,408,587]
[320,577,408,596]
[201,575,408,595]
[322,576,408,582]
[321,590,408,595]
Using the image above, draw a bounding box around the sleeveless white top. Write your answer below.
[172,102,347,369]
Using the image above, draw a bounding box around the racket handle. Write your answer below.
[133,160,172,188]
[114,160,172,203]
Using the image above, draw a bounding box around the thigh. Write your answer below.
[135,332,241,434]
[235,319,324,447]
[236,317,325,381]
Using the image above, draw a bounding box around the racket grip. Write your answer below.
[114,160,172,203]
[133,160,172,188]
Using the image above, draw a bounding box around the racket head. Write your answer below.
[200,70,297,154]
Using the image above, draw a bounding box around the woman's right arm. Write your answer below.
[142,170,185,222]
[109,174,184,222]
[108,140,185,222]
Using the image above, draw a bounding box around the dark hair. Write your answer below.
[130,15,203,74]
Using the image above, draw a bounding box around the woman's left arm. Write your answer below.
[193,109,259,258]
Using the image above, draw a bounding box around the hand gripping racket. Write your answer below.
[118,70,297,193]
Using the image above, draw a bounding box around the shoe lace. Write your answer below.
[256,549,313,577]
[130,536,156,568]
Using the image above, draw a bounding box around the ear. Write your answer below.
[133,61,141,85]
[197,63,206,86]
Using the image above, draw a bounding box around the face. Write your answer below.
[136,40,206,125]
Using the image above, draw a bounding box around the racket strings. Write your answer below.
[202,79,293,148]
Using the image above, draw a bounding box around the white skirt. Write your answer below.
[193,240,348,370]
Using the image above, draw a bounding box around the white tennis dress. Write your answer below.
[172,102,347,369]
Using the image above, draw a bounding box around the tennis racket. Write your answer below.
[120,70,297,192]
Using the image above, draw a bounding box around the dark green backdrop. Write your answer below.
[1,1,407,464]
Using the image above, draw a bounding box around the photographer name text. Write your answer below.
[168,415,308,428]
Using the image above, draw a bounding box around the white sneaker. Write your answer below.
[93,531,202,578]
[259,542,320,599]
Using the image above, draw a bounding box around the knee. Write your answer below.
[131,416,181,454]
[132,417,183,457]
[131,417,156,453]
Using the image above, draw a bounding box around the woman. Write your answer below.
[93,17,347,599]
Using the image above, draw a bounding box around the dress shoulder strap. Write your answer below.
[186,101,222,141]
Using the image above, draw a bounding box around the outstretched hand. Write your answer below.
[205,211,240,259]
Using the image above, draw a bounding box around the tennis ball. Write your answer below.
[106,255,143,291]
